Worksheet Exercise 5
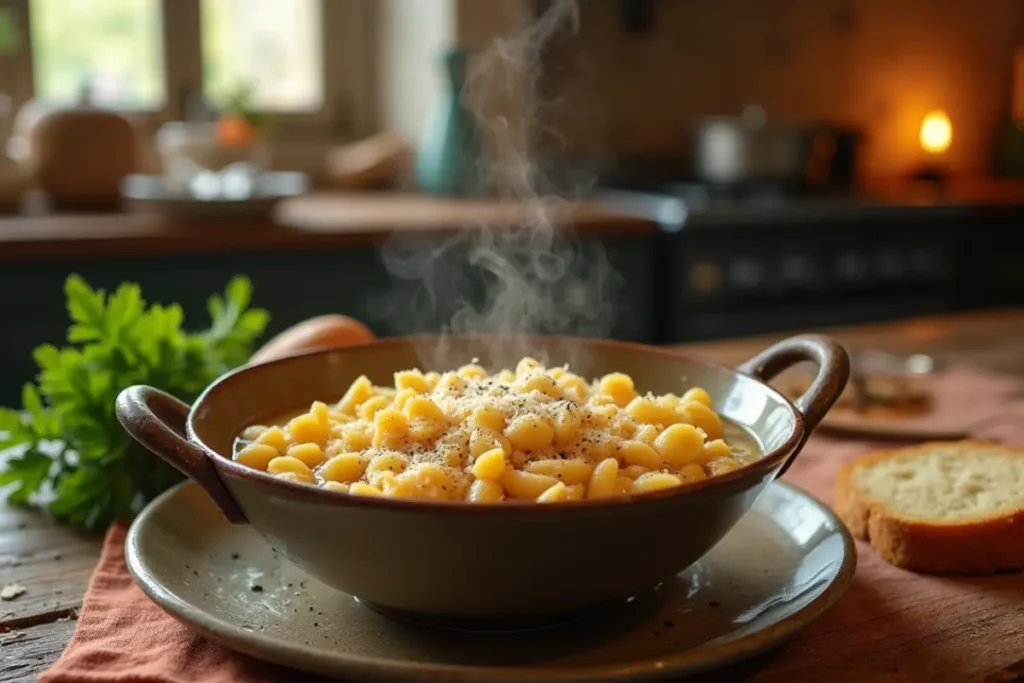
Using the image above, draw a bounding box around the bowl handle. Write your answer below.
[115,385,248,524]
[736,334,850,478]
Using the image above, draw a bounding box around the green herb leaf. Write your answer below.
[0,275,269,531]
[0,449,51,505]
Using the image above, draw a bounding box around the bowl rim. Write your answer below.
[187,334,805,515]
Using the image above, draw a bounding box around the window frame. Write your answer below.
[0,0,373,141]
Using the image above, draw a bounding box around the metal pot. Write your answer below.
[693,105,810,184]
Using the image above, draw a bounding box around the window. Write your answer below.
[201,0,323,112]
[29,0,165,109]
[0,0,370,136]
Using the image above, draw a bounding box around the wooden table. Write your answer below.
[3,308,1024,683]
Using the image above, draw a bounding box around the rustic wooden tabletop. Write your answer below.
[2,308,1023,683]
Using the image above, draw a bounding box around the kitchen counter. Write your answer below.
[0,192,658,263]
[3,307,1024,682]
[596,176,1024,230]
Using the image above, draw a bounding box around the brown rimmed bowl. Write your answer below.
[115,334,849,623]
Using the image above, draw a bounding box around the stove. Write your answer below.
[592,178,966,343]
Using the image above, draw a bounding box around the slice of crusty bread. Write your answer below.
[835,441,1024,574]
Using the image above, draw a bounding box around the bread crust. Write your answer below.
[834,441,1024,574]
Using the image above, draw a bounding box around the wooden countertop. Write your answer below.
[0,192,657,263]
[2,307,1023,682]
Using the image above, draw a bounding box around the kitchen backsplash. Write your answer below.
[539,0,1024,179]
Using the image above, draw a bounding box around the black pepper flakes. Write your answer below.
[231,553,240,560]
[250,584,264,592]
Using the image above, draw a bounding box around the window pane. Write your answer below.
[201,0,323,112]
[29,0,164,109]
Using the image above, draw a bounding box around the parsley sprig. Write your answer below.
[0,274,269,531]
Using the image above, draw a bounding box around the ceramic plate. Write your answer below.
[816,406,968,440]
[120,172,308,218]
[126,482,856,682]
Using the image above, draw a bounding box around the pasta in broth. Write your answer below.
[233,358,762,503]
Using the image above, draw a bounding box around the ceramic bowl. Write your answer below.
[116,334,848,622]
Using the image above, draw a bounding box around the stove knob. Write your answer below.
[730,258,764,289]
[781,254,815,285]
[689,261,722,294]
[912,249,937,275]
[876,250,904,279]
[837,252,868,281]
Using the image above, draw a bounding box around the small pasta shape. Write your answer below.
[501,468,559,500]
[349,482,383,497]
[320,453,367,483]
[337,376,373,415]
[310,401,330,426]
[395,369,429,393]
[372,409,408,448]
[235,443,279,470]
[367,452,408,476]
[618,441,663,469]
[707,457,742,476]
[287,413,328,447]
[654,424,705,468]
[565,483,586,500]
[587,458,619,499]
[682,387,713,408]
[516,372,560,397]
[359,396,391,421]
[469,429,511,457]
[678,462,708,484]
[598,372,636,407]
[524,458,593,485]
[702,438,733,463]
[552,407,583,444]
[505,414,555,451]
[621,464,648,480]
[254,426,287,450]
[267,456,314,483]
[458,363,488,380]
[468,478,504,503]
[471,405,507,432]
[633,472,682,492]
[680,400,724,440]
[240,425,268,441]
[286,443,326,468]
[537,481,568,503]
[515,357,541,377]
[626,398,679,427]
[471,448,507,480]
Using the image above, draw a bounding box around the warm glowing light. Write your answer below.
[920,110,952,154]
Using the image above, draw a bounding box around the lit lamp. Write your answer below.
[913,109,952,183]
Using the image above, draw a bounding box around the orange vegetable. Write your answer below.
[216,114,254,149]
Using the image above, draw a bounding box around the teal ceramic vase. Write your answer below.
[416,47,486,196]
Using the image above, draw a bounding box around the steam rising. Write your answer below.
[378,0,621,370]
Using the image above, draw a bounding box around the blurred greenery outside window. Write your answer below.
[2,0,349,134]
